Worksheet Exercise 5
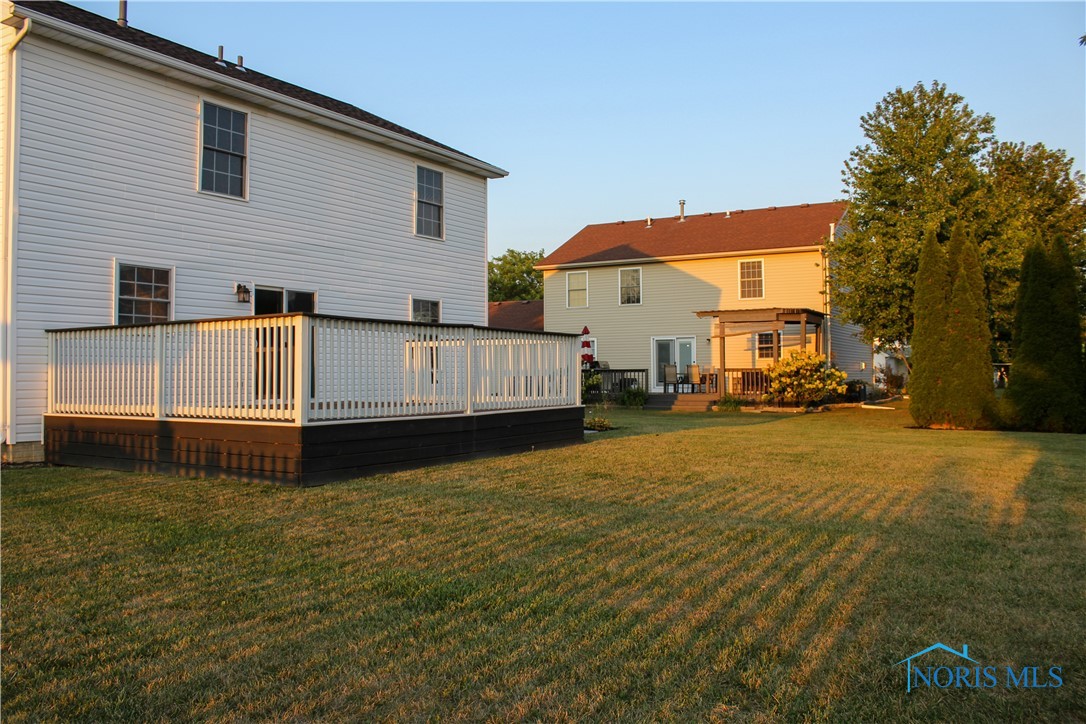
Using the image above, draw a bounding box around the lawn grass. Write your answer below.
[2,403,1083,721]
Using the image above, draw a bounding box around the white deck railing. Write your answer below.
[47,314,581,424]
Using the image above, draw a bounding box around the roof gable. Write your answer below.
[11,0,504,177]
[539,202,847,268]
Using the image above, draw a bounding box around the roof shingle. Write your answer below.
[539,202,847,267]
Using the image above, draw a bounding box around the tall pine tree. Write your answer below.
[943,226,996,428]
[1007,240,1057,429]
[1046,237,1086,433]
[1010,237,1086,432]
[910,230,951,427]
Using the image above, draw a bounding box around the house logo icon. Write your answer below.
[895,643,977,693]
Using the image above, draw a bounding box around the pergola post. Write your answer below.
[800,313,808,352]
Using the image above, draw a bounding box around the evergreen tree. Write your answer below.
[943,230,996,428]
[1007,241,1057,429]
[909,230,952,427]
[1034,237,1085,431]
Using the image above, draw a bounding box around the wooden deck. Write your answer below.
[44,313,584,484]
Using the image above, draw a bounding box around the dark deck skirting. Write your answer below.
[44,407,585,486]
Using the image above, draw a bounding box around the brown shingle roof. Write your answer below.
[13,1,498,172]
[488,301,544,332]
[538,202,847,268]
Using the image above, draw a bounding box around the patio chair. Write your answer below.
[686,364,703,393]
[663,364,679,393]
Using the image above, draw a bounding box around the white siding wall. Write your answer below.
[10,36,491,441]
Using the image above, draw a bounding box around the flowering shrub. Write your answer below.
[766,351,847,406]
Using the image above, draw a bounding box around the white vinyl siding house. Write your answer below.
[1,2,509,456]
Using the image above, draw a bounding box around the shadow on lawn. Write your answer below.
[1,425,1082,721]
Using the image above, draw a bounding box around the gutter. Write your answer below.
[535,245,826,271]
[7,5,508,180]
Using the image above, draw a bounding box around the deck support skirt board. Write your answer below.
[44,407,584,486]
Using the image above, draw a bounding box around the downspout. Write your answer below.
[2,16,31,445]
[824,222,834,364]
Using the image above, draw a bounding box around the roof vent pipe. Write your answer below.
[215,46,227,67]
[117,0,127,27]
[236,55,246,71]
[646,216,653,228]
[679,199,686,221]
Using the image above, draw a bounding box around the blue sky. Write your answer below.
[72,2,1085,255]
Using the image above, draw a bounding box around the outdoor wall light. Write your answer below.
[235,283,251,304]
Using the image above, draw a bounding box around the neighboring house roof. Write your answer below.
[538,201,847,268]
[9,0,506,178]
[488,301,544,332]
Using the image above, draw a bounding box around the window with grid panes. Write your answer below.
[412,299,440,323]
[201,102,246,197]
[619,268,641,305]
[739,260,764,299]
[416,167,444,238]
[757,332,778,359]
[117,264,170,325]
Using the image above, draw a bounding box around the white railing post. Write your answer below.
[574,337,582,406]
[464,326,475,415]
[153,324,165,419]
[46,332,55,414]
[294,315,311,425]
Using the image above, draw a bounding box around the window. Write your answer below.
[739,259,764,299]
[757,332,778,360]
[117,264,171,325]
[201,102,247,198]
[416,166,444,238]
[567,271,588,308]
[619,268,641,305]
[254,287,315,315]
[412,298,441,323]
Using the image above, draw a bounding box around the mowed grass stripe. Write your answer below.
[3,404,1083,721]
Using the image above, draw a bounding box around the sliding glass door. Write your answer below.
[652,336,696,390]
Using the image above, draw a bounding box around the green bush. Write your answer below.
[581,372,602,403]
[620,386,648,408]
[716,393,744,411]
[766,351,848,406]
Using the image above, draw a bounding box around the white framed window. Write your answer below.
[415,166,444,239]
[254,286,316,315]
[411,298,441,323]
[200,101,248,198]
[619,267,642,305]
[757,332,778,360]
[566,271,588,308]
[739,259,764,300]
[116,262,173,325]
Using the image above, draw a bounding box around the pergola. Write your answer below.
[694,307,825,371]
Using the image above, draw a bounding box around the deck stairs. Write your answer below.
[644,392,718,412]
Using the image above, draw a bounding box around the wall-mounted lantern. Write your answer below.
[235,283,251,304]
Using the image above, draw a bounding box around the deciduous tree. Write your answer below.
[831,81,994,365]
[488,248,544,301]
